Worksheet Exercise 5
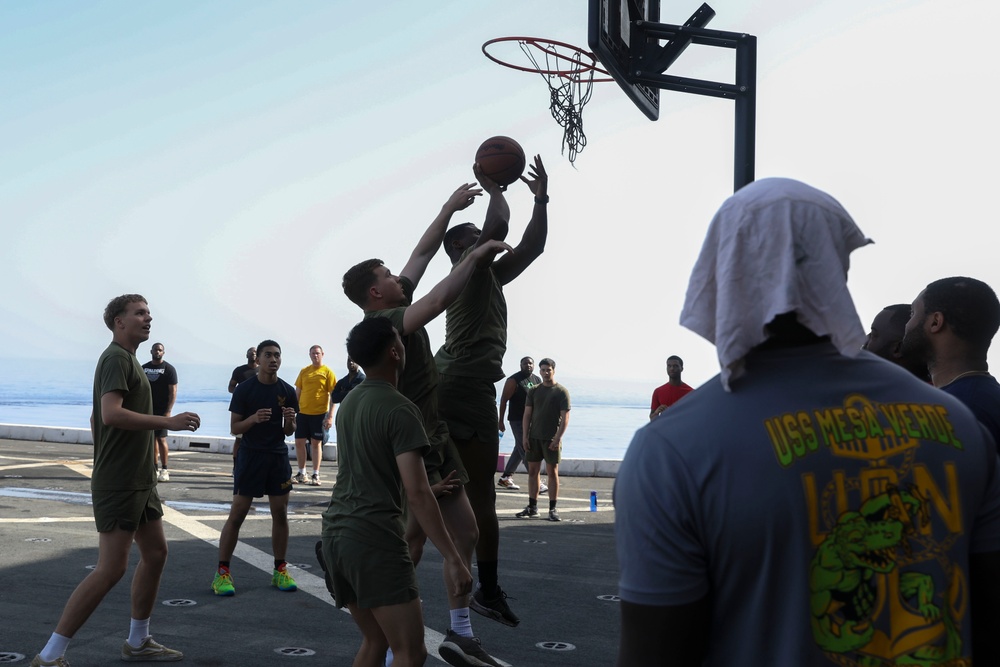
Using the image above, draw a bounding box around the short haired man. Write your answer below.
[342,183,510,664]
[496,356,542,490]
[862,304,931,381]
[31,295,201,667]
[212,339,299,597]
[435,158,548,623]
[517,358,571,522]
[649,355,693,419]
[142,342,178,482]
[228,346,258,461]
[901,276,1000,449]
[329,356,365,405]
[293,345,336,486]
[321,317,487,667]
[615,178,1000,666]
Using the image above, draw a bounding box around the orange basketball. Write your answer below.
[475,136,526,186]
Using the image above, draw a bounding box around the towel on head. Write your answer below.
[680,177,873,390]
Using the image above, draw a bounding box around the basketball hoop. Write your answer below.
[483,37,611,165]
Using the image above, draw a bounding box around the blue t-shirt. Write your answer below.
[615,343,1000,666]
[941,373,1000,454]
[229,375,298,452]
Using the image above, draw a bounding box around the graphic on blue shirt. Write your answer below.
[765,393,969,666]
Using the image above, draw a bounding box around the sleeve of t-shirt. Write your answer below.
[561,387,571,411]
[388,402,431,458]
[326,370,337,393]
[229,381,247,416]
[971,424,1000,554]
[165,364,178,385]
[615,425,710,607]
[525,387,535,408]
[285,381,299,412]
[99,352,132,397]
[650,390,659,412]
[294,370,304,391]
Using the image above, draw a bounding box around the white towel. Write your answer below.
[680,177,873,390]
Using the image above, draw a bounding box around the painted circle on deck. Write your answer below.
[0,653,27,663]
[536,641,576,651]
[163,599,198,607]
[275,647,316,657]
[523,539,547,544]
[597,594,620,602]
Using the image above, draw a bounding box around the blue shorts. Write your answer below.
[295,413,326,441]
[233,448,292,497]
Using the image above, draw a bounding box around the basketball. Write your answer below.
[475,136,526,186]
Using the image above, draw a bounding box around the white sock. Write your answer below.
[450,607,473,637]
[39,633,70,662]
[385,647,394,666]
[298,468,306,475]
[127,618,150,647]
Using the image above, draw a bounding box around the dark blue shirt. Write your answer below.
[942,374,1000,454]
[229,375,298,452]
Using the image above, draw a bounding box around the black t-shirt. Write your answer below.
[507,370,541,422]
[141,361,177,415]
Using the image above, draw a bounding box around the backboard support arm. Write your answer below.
[629,18,757,191]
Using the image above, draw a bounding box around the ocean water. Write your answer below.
[0,358,655,461]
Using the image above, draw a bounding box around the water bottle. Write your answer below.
[590,490,597,512]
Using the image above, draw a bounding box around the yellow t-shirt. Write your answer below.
[295,365,337,415]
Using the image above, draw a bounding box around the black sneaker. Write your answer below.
[515,505,538,518]
[314,540,335,600]
[438,630,502,667]
[548,509,561,522]
[470,586,520,627]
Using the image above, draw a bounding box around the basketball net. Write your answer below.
[519,42,595,165]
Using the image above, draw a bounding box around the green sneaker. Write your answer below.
[212,570,235,596]
[272,567,297,592]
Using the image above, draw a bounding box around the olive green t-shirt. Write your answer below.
[321,380,429,550]
[366,276,440,433]
[91,343,156,491]
[434,246,507,381]
[526,382,572,441]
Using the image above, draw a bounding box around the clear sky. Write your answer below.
[2,0,998,390]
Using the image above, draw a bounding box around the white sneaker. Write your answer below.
[497,477,520,490]
[157,469,170,482]
[539,482,548,494]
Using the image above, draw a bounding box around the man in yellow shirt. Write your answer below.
[294,345,336,485]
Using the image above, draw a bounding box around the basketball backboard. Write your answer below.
[588,0,661,120]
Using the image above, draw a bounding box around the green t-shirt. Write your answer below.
[434,246,508,381]
[526,382,572,441]
[366,276,440,433]
[91,343,156,491]
[321,380,429,550]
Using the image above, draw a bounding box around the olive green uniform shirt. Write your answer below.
[526,383,572,441]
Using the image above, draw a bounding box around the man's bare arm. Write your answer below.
[548,410,570,450]
[494,155,548,285]
[401,239,511,335]
[101,392,199,432]
[497,377,517,431]
[400,183,482,287]
[397,450,473,597]
[617,597,711,667]
[472,164,510,247]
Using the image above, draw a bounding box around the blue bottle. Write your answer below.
[590,490,597,512]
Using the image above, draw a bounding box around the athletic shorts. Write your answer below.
[525,437,561,466]
[153,428,167,439]
[92,487,163,533]
[425,419,468,486]
[321,534,418,610]
[437,374,500,446]
[295,413,326,441]
[233,448,293,497]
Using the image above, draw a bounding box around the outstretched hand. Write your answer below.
[520,155,547,198]
[471,239,513,266]
[445,183,483,213]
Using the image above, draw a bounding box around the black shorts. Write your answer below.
[295,413,326,441]
[153,429,167,439]
[233,448,293,497]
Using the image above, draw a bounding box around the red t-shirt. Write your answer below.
[650,382,694,412]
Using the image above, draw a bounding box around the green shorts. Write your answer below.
[92,487,163,533]
[321,534,418,610]
[525,437,561,466]
[437,374,500,445]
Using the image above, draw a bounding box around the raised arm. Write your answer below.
[400,183,482,286]
[401,239,511,335]
[493,155,548,285]
[472,163,510,246]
